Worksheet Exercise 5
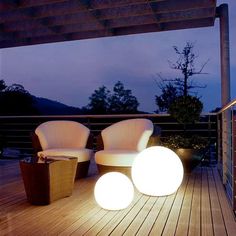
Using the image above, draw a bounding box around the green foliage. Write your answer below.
[0,80,7,92]
[161,135,208,150]
[155,83,179,113]
[165,95,205,150]
[168,95,203,124]
[86,81,139,114]
[0,82,38,115]
[87,86,111,114]
[109,81,139,114]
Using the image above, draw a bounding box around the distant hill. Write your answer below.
[33,96,82,115]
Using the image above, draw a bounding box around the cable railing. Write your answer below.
[217,98,236,214]
[0,113,217,158]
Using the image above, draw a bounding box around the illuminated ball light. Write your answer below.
[132,146,184,196]
[94,172,134,210]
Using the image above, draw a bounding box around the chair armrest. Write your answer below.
[147,134,161,147]
[147,125,162,147]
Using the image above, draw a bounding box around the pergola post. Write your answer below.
[219,4,231,104]
[217,4,231,183]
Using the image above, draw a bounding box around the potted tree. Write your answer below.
[162,95,207,172]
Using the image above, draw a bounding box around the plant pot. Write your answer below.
[175,148,202,173]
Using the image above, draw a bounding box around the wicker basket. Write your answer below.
[20,157,77,205]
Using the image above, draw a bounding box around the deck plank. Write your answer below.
[175,172,195,236]
[110,194,150,235]
[96,193,143,236]
[0,160,236,236]
[213,168,236,236]
[188,169,201,236]
[136,196,166,235]
[201,167,214,236]
[149,188,178,235]
[123,195,157,235]
[207,168,227,236]
[161,177,188,236]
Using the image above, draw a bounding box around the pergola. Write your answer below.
[0,0,231,179]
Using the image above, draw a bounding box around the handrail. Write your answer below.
[217,97,236,114]
[0,112,216,119]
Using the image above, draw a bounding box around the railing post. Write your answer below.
[216,3,231,184]
[221,110,232,183]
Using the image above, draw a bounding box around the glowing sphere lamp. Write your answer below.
[131,146,184,196]
[94,172,134,210]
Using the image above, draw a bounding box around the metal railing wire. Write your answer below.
[0,113,217,158]
[217,98,236,214]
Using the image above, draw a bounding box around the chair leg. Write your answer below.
[75,161,90,179]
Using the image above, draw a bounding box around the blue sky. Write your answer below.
[0,0,235,113]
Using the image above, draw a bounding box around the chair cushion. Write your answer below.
[95,150,139,167]
[38,148,93,162]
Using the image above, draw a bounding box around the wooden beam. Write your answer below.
[0,7,215,41]
[0,0,19,11]
[0,17,214,49]
[0,0,216,24]
[77,0,114,36]
[1,7,215,35]
[0,0,166,11]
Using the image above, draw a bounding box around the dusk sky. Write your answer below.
[0,0,235,113]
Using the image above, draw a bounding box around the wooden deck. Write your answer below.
[0,160,236,236]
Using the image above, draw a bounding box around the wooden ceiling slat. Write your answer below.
[0,0,18,11]
[19,0,68,8]
[0,0,216,24]
[0,17,214,49]
[78,0,113,36]
[0,0,67,11]
[113,18,214,35]
[2,7,215,34]
[0,0,217,49]
[0,0,166,11]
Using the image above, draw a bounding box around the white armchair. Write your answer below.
[95,118,154,177]
[35,120,94,179]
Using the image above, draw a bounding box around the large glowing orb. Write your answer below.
[94,172,134,210]
[131,146,184,196]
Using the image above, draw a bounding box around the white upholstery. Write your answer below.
[35,120,90,150]
[95,150,138,167]
[35,120,93,162]
[95,119,153,168]
[38,148,93,162]
[102,118,153,152]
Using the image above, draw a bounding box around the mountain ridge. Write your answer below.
[33,96,82,115]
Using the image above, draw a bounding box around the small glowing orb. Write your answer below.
[94,172,134,210]
[131,146,184,196]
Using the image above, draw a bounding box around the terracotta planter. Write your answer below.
[175,148,202,173]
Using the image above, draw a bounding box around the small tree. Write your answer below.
[86,81,140,114]
[155,42,208,112]
[86,86,111,114]
[109,81,139,114]
[168,95,203,125]
[168,41,208,96]
[155,82,179,113]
